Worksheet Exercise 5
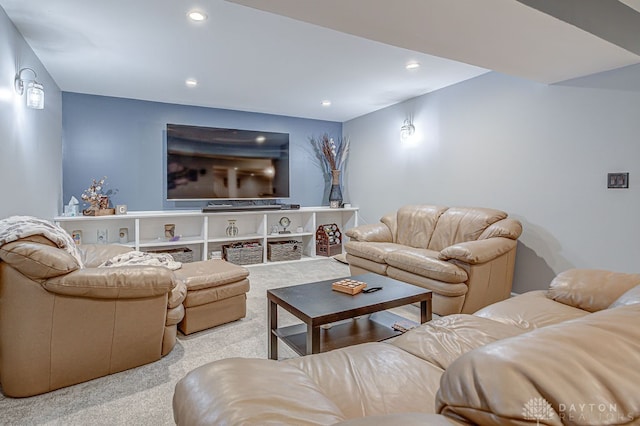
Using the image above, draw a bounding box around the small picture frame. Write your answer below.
[119,228,129,244]
[607,173,629,189]
[71,230,82,245]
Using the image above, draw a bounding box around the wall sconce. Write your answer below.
[400,118,415,142]
[15,68,45,109]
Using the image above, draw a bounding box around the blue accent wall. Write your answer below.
[62,93,341,211]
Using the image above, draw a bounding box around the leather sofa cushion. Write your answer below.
[79,244,133,268]
[344,241,407,264]
[394,205,448,247]
[392,314,525,370]
[428,207,507,251]
[174,259,249,291]
[173,358,345,425]
[387,268,468,297]
[0,241,79,280]
[609,284,640,309]
[437,304,640,424]
[386,249,467,283]
[183,279,250,308]
[547,268,640,312]
[346,254,389,275]
[284,342,444,419]
[474,290,588,331]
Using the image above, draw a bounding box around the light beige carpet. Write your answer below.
[0,258,421,425]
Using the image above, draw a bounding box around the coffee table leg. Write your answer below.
[268,300,278,360]
[420,298,432,323]
[306,324,320,355]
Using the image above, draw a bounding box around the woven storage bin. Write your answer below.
[268,240,302,262]
[223,242,263,265]
[147,247,194,263]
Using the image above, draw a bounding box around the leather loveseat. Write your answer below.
[345,205,522,316]
[173,268,640,425]
[0,236,187,397]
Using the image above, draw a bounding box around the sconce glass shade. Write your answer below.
[400,119,415,142]
[15,68,45,109]
[26,82,44,109]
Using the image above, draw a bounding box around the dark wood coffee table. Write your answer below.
[267,273,432,360]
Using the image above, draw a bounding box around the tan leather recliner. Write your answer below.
[0,236,186,397]
[345,205,522,315]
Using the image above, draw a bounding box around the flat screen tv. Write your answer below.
[166,124,290,201]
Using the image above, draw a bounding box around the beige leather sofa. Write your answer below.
[0,236,187,397]
[345,205,522,315]
[173,268,640,425]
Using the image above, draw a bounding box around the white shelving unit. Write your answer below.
[54,207,359,263]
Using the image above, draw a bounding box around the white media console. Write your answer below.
[54,207,359,263]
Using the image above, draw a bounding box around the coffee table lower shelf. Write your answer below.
[272,311,414,356]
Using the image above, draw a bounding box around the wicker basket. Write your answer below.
[147,247,194,263]
[268,240,303,262]
[223,242,263,265]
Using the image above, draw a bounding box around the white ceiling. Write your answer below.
[2,0,640,122]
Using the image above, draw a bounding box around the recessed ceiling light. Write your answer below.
[187,10,207,22]
[406,62,420,70]
[256,135,266,143]
[321,100,331,107]
[185,79,198,87]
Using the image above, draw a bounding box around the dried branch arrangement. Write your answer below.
[309,134,349,172]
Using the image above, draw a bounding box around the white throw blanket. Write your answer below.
[99,250,182,270]
[0,216,84,267]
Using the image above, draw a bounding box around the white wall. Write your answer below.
[0,7,62,220]
[344,69,640,293]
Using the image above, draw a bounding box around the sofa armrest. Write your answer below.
[168,280,187,308]
[438,238,516,265]
[0,241,80,280]
[478,218,522,240]
[345,223,392,242]
[44,266,175,299]
[547,268,640,312]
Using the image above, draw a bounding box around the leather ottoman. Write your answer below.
[174,260,250,335]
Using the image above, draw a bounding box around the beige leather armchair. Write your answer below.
[0,236,186,397]
[345,205,522,315]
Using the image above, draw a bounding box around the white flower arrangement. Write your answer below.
[81,176,118,210]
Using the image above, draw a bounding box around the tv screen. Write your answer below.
[166,124,290,201]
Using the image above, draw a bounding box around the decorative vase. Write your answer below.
[329,169,343,208]
[225,219,239,237]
